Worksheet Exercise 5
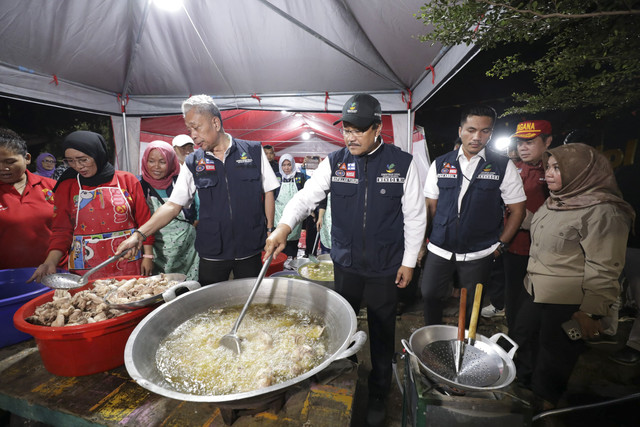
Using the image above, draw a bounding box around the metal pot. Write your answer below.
[402,325,518,392]
[124,277,366,405]
[296,259,335,290]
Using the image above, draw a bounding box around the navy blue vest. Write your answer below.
[429,150,509,253]
[329,143,412,276]
[185,139,266,259]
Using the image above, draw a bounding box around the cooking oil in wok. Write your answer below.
[155,304,328,395]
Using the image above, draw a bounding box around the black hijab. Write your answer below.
[53,131,115,192]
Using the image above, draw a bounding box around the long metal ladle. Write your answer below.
[41,252,126,290]
[219,253,273,354]
[306,229,321,265]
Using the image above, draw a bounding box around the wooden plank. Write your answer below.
[0,341,358,426]
[0,394,102,427]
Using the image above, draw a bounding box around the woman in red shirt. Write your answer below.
[0,128,58,269]
[31,131,154,282]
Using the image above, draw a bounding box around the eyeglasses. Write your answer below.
[340,126,371,137]
[42,159,57,164]
[64,157,92,167]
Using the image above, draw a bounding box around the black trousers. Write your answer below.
[198,253,262,285]
[304,216,317,256]
[485,255,505,310]
[420,251,494,325]
[283,240,299,258]
[503,252,530,333]
[334,263,397,399]
[513,293,586,404]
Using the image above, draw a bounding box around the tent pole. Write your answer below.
[121,102,131,172]
[407,108,412,154]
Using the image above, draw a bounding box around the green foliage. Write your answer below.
[415,0,640,117]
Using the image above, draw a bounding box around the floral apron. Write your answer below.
[146,191,199,280]
[274,179,302,241]
[68,176,141,278]
[319,194,332,250]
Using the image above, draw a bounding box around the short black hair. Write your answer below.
[0,128,28,157]
[563,129,597,146]
[460,105,497,127]
[263,145,274,150]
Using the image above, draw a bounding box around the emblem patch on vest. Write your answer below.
[437,161,457,178]
[477,163,500,180]
[236,152,253,164]
[196,157,216,172]
[376,163,405,183]
[333,162,358,183]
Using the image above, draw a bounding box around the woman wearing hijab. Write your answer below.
[139,141,199,280]
[513,143,634,408]
[34,152,57,178]
[0,129,61,269]
[274,154,306,262]
[30,131,154,282]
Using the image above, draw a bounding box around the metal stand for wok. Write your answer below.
[398,351,533,427]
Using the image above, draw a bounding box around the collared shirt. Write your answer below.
[424,147,526,261]
[0,171,57,269]
[169,134,280,207]
[279,143,426,268]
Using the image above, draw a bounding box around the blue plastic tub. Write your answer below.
[0,267,52,347]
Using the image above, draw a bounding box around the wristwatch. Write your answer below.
[267,227,276,232]
[496,241,509,255]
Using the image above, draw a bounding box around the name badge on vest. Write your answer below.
[376,163,405,183]
[437,161,458,179]
[236,151,254,165]
[477,163,500,180]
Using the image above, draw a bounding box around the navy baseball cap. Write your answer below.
[333,94,382,129]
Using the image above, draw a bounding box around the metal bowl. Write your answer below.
[402,325,518,392]
[124,277,366,404]
[102,273,188,310]
[296,260,335,290]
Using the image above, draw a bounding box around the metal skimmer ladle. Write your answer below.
[219,253,273,354]
[41,252,126,290]
[420,283,503,387]
[307,230,321,264]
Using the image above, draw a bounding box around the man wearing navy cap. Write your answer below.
[265,94,426,427]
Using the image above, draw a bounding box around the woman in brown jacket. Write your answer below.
[514,143,634,408]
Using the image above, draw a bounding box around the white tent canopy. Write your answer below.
[0,0,476,171]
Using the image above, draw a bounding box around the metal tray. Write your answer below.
[104,274,200,310]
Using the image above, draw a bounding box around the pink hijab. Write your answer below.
[141,140,181,189]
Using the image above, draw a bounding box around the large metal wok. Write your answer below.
[402,325,518,392]
[124,277,366,405]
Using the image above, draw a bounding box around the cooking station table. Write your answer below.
[0,341,358,426]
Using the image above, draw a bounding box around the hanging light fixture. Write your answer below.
[153,0,183,12]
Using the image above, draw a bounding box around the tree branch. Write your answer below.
[477,0,640,19]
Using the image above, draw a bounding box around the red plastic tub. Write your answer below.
[13,276,153,377]
[262,251,286,276]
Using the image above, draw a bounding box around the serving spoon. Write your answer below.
[41,252,127,290]
[219,253,273,354]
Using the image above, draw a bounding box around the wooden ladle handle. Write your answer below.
[457,288,467,341]
[468,283,484,342]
